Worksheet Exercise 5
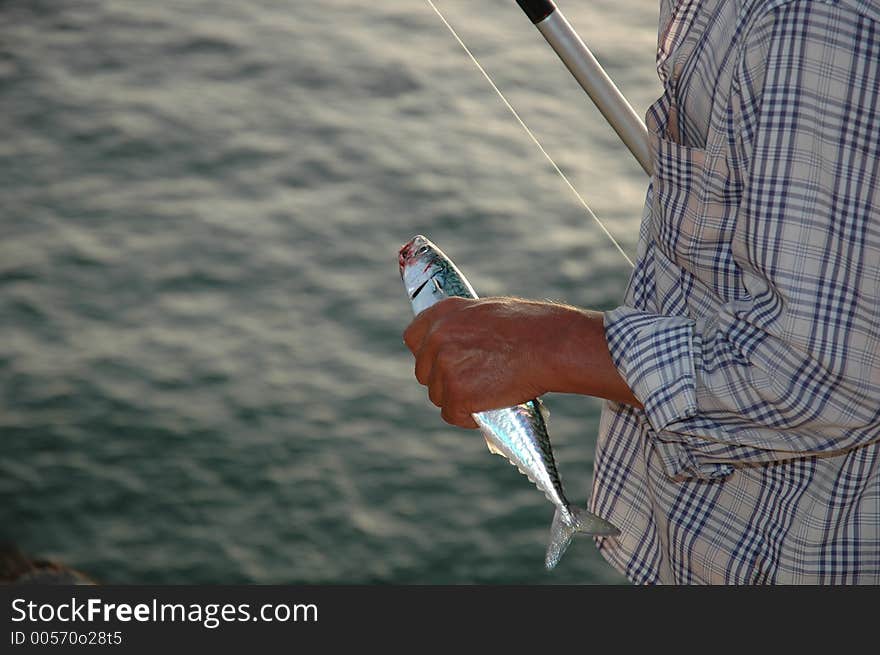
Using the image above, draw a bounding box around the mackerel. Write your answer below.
[399,235,619,569]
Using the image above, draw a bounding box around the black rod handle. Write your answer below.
[515,0,557,24]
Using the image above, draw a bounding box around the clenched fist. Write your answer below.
[402,296,640,428]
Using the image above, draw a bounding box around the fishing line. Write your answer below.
[425,0,635,269]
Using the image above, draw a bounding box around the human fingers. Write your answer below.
[402,297,466,354]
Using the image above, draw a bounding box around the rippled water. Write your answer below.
[1,0,660,583]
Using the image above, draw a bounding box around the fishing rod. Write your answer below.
[515,0,653,176]
[426,0,638,267]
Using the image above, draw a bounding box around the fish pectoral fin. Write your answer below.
[483,434,504,457]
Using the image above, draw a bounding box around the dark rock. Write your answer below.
[0,543,95,585]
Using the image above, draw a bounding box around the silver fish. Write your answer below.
[399,235,620,569]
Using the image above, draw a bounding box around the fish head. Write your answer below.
[399,234,445,298]
[399,235,477,312]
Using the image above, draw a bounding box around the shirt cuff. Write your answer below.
[604,306,699,434]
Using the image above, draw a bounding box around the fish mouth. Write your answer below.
[398,248,408,275]
[398,239,415,275]
[398,235,428,276]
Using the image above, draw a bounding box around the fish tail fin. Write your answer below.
[544,506,620,570]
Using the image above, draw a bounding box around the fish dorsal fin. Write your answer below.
[533,398,550,423]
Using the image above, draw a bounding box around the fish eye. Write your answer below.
[416,246,429,255]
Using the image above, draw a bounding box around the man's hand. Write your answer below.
[402,296,641,429]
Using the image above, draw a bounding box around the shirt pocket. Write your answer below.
[652,133,707,265]
[646,91,736,285]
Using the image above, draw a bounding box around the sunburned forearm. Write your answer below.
[542,306,642,408]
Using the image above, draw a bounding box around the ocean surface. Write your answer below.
[1,0,660,583]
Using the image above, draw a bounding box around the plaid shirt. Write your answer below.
[589,0,880,584]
